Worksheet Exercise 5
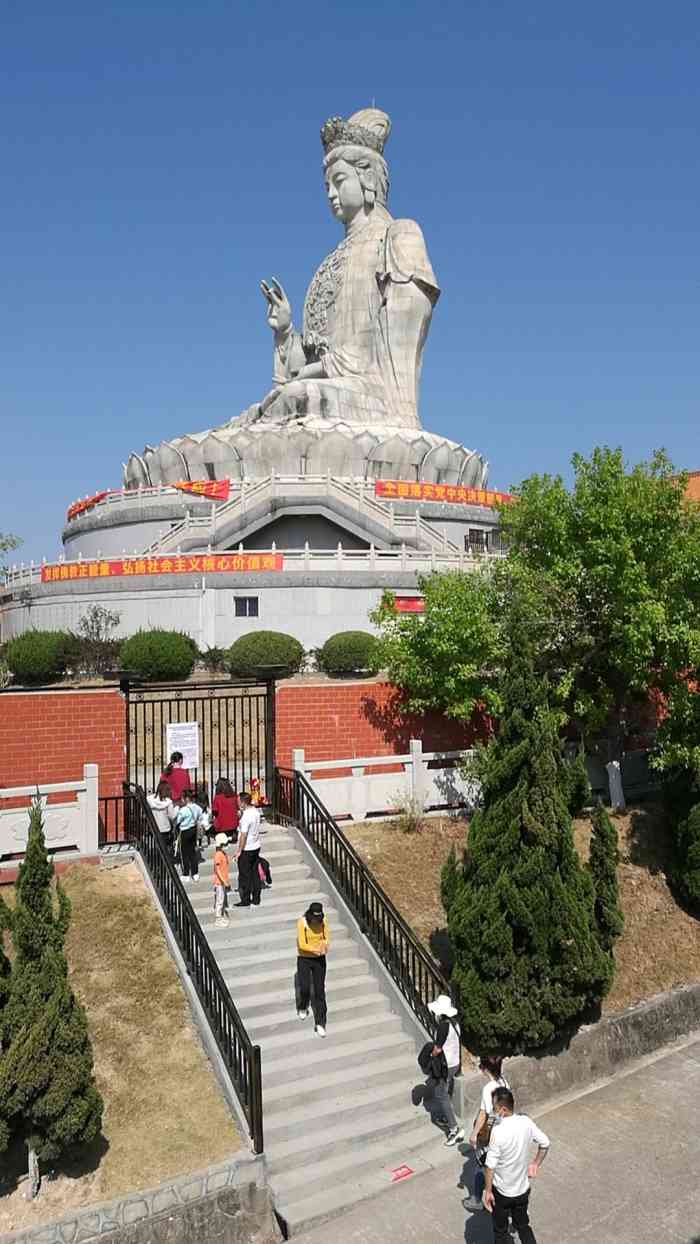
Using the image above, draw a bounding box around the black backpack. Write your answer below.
[417,1042,434,1075]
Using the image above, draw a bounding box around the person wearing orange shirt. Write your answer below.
[213,832,231,928]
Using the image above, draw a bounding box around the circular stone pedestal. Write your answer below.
[124,419,488,490]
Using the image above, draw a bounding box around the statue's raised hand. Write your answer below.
[260,277,292,336]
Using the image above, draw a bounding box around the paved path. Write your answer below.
[294,1032,700,1243]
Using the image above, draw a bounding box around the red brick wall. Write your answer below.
[0,689,126,798]
[275,680,486,769]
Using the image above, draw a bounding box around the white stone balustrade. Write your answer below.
[0,764,99,861]
[291,741,480,821]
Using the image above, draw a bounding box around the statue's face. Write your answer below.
[325,159,365,223]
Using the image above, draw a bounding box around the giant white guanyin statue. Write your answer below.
[124,107,487,488]
[236,107,439,430]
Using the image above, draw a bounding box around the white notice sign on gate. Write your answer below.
[165,721,200,772]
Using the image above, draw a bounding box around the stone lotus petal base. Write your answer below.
[123,419,488,489]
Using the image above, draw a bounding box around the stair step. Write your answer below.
[263,1078,421,1143]
[258,1011,403,1056]
[216,948,363,984]
[274,1119,442,1236]
[190,886,329,913]
[266,1101,431,1174]
[263,1050,422,1112]
[201,916,345,952]
[236,971,378,1018]
[246,991,383,1037]
[272,1114,437,1198]
[262,1033,416,1088]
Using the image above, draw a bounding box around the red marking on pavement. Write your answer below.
[390,1164,414,1182]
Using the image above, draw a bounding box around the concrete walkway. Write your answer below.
[294,1031,700,1244]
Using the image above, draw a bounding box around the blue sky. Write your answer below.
[2,1,698,562]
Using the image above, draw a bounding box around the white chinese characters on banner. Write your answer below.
[166,721,200,772]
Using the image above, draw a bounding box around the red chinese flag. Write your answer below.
[173,479,231,502]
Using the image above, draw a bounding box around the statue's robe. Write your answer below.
[258,209,439,429]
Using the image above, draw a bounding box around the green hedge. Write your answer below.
[317,630,378,675]
[227,631,304,678]
[4,630,74,684]
[675,803,700,909]
[120,629,197,681]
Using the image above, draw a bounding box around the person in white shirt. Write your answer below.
[463,1054,510,1212]
[483,1087,550,1244]
[147,780,177,855]
[427,994,464,1146]
[235,792,263,907]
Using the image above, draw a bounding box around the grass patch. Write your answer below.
[0,860,239,1234]
[345,802,700,1016]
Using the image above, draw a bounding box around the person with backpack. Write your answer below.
[426,994,464,1146]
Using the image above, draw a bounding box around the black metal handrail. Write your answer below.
[98,794,127,847]
[122,782,263,1153]
[274,767,450,1035]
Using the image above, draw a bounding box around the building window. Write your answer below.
[204,462,217,481]
[234,596,259,618]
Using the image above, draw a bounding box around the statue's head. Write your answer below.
[321,108,391,223]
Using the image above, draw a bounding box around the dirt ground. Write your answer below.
[345,801,700,1017]
[0,860,240,1234]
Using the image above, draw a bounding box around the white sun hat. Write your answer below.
[428,994,458,1018]
[214,832,229,847]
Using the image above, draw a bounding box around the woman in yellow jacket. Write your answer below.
[296,901,330,1037]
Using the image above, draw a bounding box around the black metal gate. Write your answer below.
[125,679,276,803]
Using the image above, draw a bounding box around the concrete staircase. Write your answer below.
[186,820,454,1235]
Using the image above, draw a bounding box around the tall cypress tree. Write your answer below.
[442,605,612,1053]
[0,799,103,1194]
[0,896,12,1154]
[589,803,624,953]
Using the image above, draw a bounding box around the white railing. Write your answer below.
[3,543,504,589]
[141,472,466,556]
[0,764,99,861]
[291,740,480,821]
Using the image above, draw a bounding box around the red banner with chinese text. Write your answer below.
[41,553,283,583]
[393,596,425,613]
[172,479,231,502]
[66,491,110,521]
[374,480,512,507]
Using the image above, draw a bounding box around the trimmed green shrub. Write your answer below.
[0,799,103,1190]
[200,646,228,674]
[227,631,304,678]
[441,602,612,1054]
[318,630,378,675]
[589,804,624,952]
[674,803,700,909]
[4,630,73,685]
[562,747,591,817]
[120,629,196,681]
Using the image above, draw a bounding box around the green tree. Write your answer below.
[673,804,700,911]
[0,799,103,1194]
[0,530,22,572]
[498,448,700,765]
[588,804,624,953]
[561,747,591,817]
[370,568,502,719]
[442,604,611,1053]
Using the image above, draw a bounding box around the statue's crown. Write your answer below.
[321,107,391,157]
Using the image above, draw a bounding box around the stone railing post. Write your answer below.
[83,763,99,854]
[409,738,425,810]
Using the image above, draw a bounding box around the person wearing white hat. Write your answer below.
[213,832,231,928]
[427,994,464,1146]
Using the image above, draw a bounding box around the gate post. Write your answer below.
[265,678,276,810]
